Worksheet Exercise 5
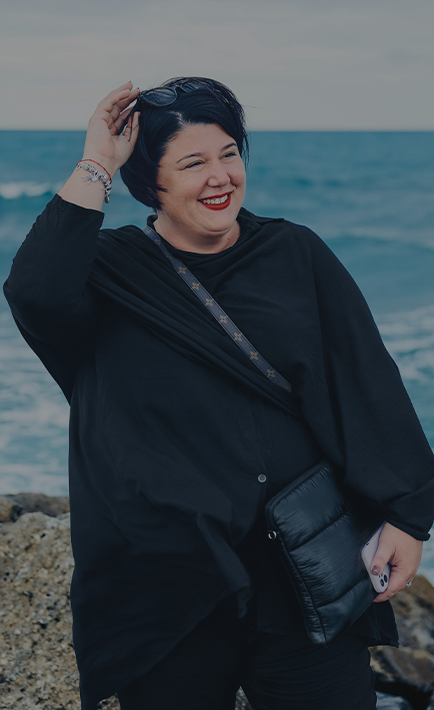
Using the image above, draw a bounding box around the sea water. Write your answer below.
[0,131,433,578]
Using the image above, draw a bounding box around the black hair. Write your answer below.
[120,76,249,211]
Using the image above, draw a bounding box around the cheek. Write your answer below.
[233,164,246,188]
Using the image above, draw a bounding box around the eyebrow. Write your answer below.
[176,142,237,164]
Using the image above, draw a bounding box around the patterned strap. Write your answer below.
[143,225,292,394]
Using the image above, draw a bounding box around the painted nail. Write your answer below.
[371,565,381,575]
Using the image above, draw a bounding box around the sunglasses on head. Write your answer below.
[136,79,215,108]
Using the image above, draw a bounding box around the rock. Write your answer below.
[0,508,250,710]
[373,646,434,692]
[4,492,70,518]
[390,575,434,653]
[236,688,252,709]
[376,691,414,709]
[371,575,434,708]
[0,511,85,710]
[2,495,434,710]
[0,496,23,523]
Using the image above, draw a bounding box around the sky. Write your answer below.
[1,0,434,130]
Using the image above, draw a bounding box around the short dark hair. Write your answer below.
[120,77,249,210]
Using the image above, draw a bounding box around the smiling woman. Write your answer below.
[153,124,246,252]
[3,77,434,710]
[119,77,248,252]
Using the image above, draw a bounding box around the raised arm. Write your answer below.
[4,83,140,346]
[59,82,140,210]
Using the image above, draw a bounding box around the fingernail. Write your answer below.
[371,565,381,575]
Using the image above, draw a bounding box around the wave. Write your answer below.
[377,304,434,384]
[0,180,131,202]
[0,181,57,200]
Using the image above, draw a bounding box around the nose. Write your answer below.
[206,161,231,188]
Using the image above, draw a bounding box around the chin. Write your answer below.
[198,204,240,232]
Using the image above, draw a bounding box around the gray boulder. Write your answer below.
[0,509,249,710]
[376,691,414,709]
[0,495,23,523]
[3,494,434,710]
[371,575,434,708]
[3,491,70,518]
[0,511,90,710]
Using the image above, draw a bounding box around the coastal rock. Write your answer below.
[236,688,252,709]
[371,575,434,708]
[0,509,249,710]
[2,496,434,710]
[0,511,87,710]
[0,496,23,523]
[4,491,70,518]
[376,692,415,709]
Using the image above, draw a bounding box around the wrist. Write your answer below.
[81,156,118,179]
[75,160,112,204]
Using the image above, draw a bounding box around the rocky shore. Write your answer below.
[1,494,434,710]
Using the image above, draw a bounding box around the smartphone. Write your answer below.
[361,523,391,593]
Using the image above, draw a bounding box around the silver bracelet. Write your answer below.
[75,160,112,203]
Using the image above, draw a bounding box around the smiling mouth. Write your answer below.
[199,192,232,210]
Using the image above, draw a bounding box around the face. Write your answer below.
[154,123,246,252]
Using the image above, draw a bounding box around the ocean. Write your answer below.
[1,130,434,578]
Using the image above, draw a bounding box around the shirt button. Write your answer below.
[258,474,267,483]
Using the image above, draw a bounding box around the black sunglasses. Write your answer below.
[136,80,215,108]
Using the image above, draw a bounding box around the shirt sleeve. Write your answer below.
[3,194,104,346]
[306,229,434,541]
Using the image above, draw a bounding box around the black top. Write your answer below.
[4,195,434,707]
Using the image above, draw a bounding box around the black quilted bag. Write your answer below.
[265,459,377,645]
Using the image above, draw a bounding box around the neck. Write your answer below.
[152,215,241,254]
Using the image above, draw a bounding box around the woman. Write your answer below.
[4,78,434,710]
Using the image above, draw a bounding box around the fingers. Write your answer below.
[370,531,394,580]
[123,111,140,148]
[373,566,412,603]
[371,523,422,603]
[99,81,136,108]
[82,83,140,174]
[112,103,138,134]
[94,84,140,128]
[110,87,140,117]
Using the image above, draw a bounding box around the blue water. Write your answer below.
[1,131,434,578]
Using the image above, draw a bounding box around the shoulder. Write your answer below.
[238,206,331,257]
[96,223,156,257]
[240,207,366,301]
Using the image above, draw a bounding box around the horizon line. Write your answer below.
[0,127,434,133]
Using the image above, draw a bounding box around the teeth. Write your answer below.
[201,194,229,205]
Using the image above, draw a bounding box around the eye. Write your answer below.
[185,161,202,169]
[223,151,237,158]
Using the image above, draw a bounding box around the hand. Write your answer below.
[81,82,141,177]
[371,522,423,602]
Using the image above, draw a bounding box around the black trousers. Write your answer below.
[117,598,376,710]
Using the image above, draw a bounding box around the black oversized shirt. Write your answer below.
[4,195,434,707]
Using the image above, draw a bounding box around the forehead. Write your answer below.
[162,123,236,162]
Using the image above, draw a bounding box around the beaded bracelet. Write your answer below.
[75,160,112,203]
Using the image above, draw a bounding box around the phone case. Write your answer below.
[361,523,391,593]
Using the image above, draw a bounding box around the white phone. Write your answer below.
[361,523,391,593]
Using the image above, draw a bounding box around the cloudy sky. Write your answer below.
[2,0,434,130]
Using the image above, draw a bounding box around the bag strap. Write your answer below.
[143,225,292,394]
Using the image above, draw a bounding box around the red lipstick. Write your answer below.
[199,192,232,211]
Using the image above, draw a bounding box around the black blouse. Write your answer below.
[4,195,434,708]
